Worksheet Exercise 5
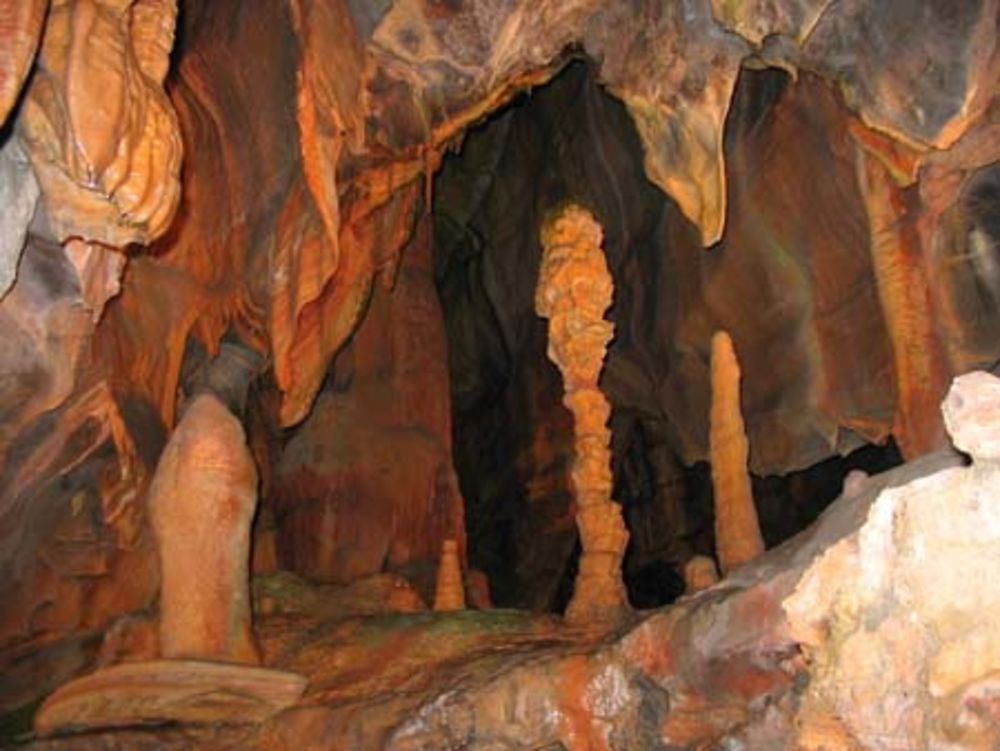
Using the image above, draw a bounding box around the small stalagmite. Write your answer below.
[149,393,260,663]
[683,555,720,594]
[536,204,629,625]
[710,330,765,575]
[434,539,466,612]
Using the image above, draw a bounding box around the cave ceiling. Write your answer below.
[1,0,1000,693]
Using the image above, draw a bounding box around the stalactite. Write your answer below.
[433,539,466,612]
[710,330,764,575]
[536,204,629,625]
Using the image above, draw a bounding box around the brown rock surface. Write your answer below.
[252,571,427,623]
[34,660,307,737]
[0,0,47,126]
[270,216,465,591]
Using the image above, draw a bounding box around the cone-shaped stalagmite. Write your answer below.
[433,539,466,611]
[536,205,629,625]
[710,330,765,575]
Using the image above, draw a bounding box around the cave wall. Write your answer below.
[269,217,465,595]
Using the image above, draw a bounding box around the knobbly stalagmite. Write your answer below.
[710,330,765,575]
[536,204,629,624]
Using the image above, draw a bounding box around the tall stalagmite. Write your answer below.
[536,205,629,624]
[710,330,764,574]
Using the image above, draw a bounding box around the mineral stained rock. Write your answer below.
[34,660,307,737]
[148,393,259,665]
[536,205,629,624]
[16,0,182,247]
[270,218,465,592]
[0,0,47,126]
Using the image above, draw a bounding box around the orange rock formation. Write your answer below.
[536,204,629,624]
[433,539,466,612]
[149,394,259,664]
[683,554,720,594]
[710,330,764,575]
[17,0,182,247]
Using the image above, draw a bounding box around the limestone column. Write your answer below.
[149,393,260,664]
[536,204,629,625]
[709,330,764,575]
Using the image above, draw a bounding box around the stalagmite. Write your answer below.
[433,539,466,612]
[683,555,720,594]
[149,394,260,663]
[536,204,629,625]
[709,330,764,575]
[34,394,307,736]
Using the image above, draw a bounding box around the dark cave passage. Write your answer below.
[431,61,906,612]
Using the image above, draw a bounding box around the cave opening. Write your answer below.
[431,59,905,612]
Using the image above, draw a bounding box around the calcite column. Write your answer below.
[710,330,764,575]
[536,205,629,624]
[148,393,259,664]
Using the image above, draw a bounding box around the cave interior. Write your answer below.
[2,1,1000,749]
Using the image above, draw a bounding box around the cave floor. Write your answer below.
[258,608,590,707]
[24,608,641,750]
